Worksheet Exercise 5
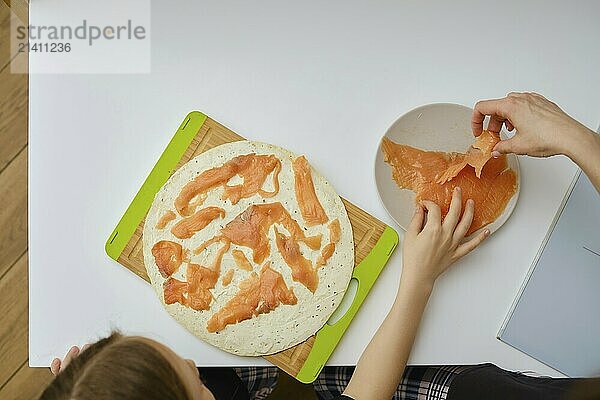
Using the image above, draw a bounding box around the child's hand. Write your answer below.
[50,344,90,376]
[401,187,489,288]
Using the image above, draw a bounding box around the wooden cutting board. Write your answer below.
[105,112,398,383]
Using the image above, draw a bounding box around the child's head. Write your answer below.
[39,332,213,400]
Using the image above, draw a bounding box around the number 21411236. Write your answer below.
[19,42,71,52]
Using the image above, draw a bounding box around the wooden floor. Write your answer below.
[0,1,55,399]
[0,1,316,398]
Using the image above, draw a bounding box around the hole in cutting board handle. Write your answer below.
[109,231,118,244]
[326,278,358,326]
[180,117,191,130]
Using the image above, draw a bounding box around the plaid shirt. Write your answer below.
[227,364,588,400]
[233,367,279,400]
[229,365,475,400]
[314,365,476,400]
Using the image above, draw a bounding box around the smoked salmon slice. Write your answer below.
[206,263,298,333]
[232,249,254,271]
[293,155,329,226]
[152,241,184,278]
[382,135,517,235]
[163,277,188,306]
[171,206,225,239]
[274,227,318,293]
[316,219,341,269]
[223,156,282,205]
[156,210,176,229]
[328,218,341,242]
[220,202,322,265]
[185,240,230,311]
[186,263,219,311]
[436,130,500,183]
[175,154,282,216]
[208,241,231,273]
[193,235,224,255]
[222,269,235,286]
[274,218,341,292]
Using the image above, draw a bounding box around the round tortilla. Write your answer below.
[143,141,354,356]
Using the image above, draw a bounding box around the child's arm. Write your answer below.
[342,271,432,400]
[343,188,488,400]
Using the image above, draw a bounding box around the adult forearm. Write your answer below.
[343,278,433,400]
[565,127,600,193]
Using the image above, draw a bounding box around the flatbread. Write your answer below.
[143,141,354,356]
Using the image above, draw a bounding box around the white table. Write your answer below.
[29,0,600,376]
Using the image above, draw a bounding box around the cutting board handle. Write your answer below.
[295,227,398,383]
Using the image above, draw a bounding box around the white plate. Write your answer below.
[374,103,520,236]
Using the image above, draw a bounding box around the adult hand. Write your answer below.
[401,187,489,288]
[472,92,594,158]
[50,344,90,376]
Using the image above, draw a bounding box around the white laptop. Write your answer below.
[498,168,600,377]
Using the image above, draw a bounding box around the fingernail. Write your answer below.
[484,229,490,236]
[492,151,501,158]
[455,186,461,193]
[468,199,474,205]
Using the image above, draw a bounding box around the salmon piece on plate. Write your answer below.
[381,131,517,235]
